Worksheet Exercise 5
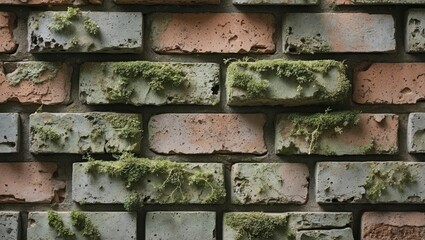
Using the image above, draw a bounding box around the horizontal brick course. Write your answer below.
[0,113,19,153]
[115,0,219,4]
[150,13,275,54]
[0,12,17,54]
[233,0,317,4]
[149,114,267,154]
[333,0,425,4]
[0,0,102,4]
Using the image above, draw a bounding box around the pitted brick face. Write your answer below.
[0,12,17,53]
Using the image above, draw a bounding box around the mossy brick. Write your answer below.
[0,0,102,5]
[362,212,425,240]
[80,62,220,106]
[28,11,142,53]
[27,211,136,240]
[72,161,225,205]
[146,212,216,240]
[275,113,398,155]
[0,62,72,105]
[115,0,219,4]
[332,0,425,4]
[353,63,425,104]
[0,12,17,53]
[149,114,267,154]
[282,13,395,54]
[0,113,19,153]
[226,59,349,106]
[0,162,65,203]
[296,228,354,240]
[231,163,308,204]
[150,13,275,54]
[29,112,142,154]
[0,212,20,240]
[407,10,425,53]
[223,212,353,240]
[316,162,425,204]
[233,0,317,5]
[407,113,425,153]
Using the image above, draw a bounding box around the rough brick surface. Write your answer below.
[282,13,395,54]
[234,0,317,4]
[146,212,216,240]
[407,113,425,153]
[0,62,72,105]
[316,162,425,203]
[231,163,309,204]
[296,228,354,240]
[80,62,220,106]
[28,11,143,53]
[333,0,425,4]
[226,60,349,106]
[29,112,142,154]
[0,212,20,240]
[72,162,225,204]
[149,114,267,154]
[223,212,353,240]
[150,13,275,54]
[0,113,19,153]
[362,212,425,240]
[115,0,219,4]
[353,63,425,104]
[0,12,17,53]
[27,212,136,240]
[0,0,102,4]
[276,113,398,155]
[407,10,425,53]
[0,162,65,203]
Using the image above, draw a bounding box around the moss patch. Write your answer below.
[225,212,288,240]
[71,211,101,240]
[102,114,142,140]
[286,35,331,54]
[7,62,60,86]
[32,126,61,142]
[48,210,75,239]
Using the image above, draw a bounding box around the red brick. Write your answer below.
[0,12,17,54]
[0,62,72,105]
[362,212,425,240]
[354,63,425,104]
[0,0,102,4]
[149,114,267,154]
[150,13,275,54]
[0,162,65,203]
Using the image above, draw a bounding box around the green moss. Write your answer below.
[103,114,142,140]
[360,139,376,154]
[124,191,143,211]
[32,126,61,142]
[48,210,75,239]
[48,7,81,32]
[285,34,331,54]
[85,153,225,211]
[8,62,60,86]
[289,109,360,154]
[364,163,415,201]
[71,37,79,46]
[70,211,101,240]
[83,17,100,35]
[225,212,288,240]
[89,126,104,141]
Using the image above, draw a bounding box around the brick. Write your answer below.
[407,113,425,153]
[0,0,102,5]
[0,162,65,203]
[80,62,220,106]
[353,63,425,104]
[227,60,349,106]
[146,212,216,240]
[150,13,275,54]
[282,13,395,54]
[72,161,225,204]
[234,0,317,5]
[149,114,267,154]
[316,162,425,204]
[0,12,17,53]
[333,0,425,4]
[362,212,425,240]
[231,163,308,204]
[0,212,20,240]
[275,113,398,155]
[29,112,142,154]
[115,0,218,4]
[297,229,354,240]
[223,212,353,240]
[28,11,143,53]
[407,10,425,53]
[0,62,72,105]
[27,211,136,240]
[0,113,19,153]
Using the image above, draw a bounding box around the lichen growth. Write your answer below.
[48,210,75,239]
[70,211,101,240]
[32,126,61,142]
[103,114,142,140]
[364,163,415,201]
[225,212,288,240]
[285,33,331,54]
[123,191,143,211]
[48,7,80,32]
[71,37,79,46]
[83,17,100,35]
[289,109,360,154]
[7,62,60,86]
[85,153,225,211]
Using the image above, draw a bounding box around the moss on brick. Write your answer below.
[286,35,331,54]
[32,126,61,142]
[102,114,142,140]
[7,62,60,86]
[47,210,75,239]
[71,211,101,240]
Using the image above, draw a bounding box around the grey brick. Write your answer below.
[28,11,143,53]
[406,10,425,52]
[29,112,142,154]
[233,0,317,5]
[296,228,354,240]
[80,62,220,106]
[353,0,425,4]
[0,113,19,153]
[408,113,425,153]
[0,212,20,240]
[146,212,216,240]
[316,162,425,203]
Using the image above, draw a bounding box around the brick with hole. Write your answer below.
[233,0,317,5]
[407,9,425,53]
[0,212,20,240]
[0,12,17,53]
[407,113,425,153]
[0,113,19,153]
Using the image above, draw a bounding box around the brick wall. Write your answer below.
[1,0,425,239]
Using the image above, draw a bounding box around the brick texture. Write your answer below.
[333,0,425,4]
[115,0,219,4]
[0,12,17,53]
[0,113,19,153]
[0,212,20,240]
[0,0,102,4]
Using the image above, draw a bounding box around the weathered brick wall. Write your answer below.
[1,0,425,239]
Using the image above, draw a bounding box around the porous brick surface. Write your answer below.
[149,114,267,154]
[233,0,317,4]
[0,0,102,4]
[0,113,19,153]
[0,12,17,53]
[150,13,275,54]
[0,162,65,203]
[0,212,20,240]
[407,113,425,153]
[115,0,219,4]
[296,228,354,240]
[332,0,425,4]
[407,9,425,53]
